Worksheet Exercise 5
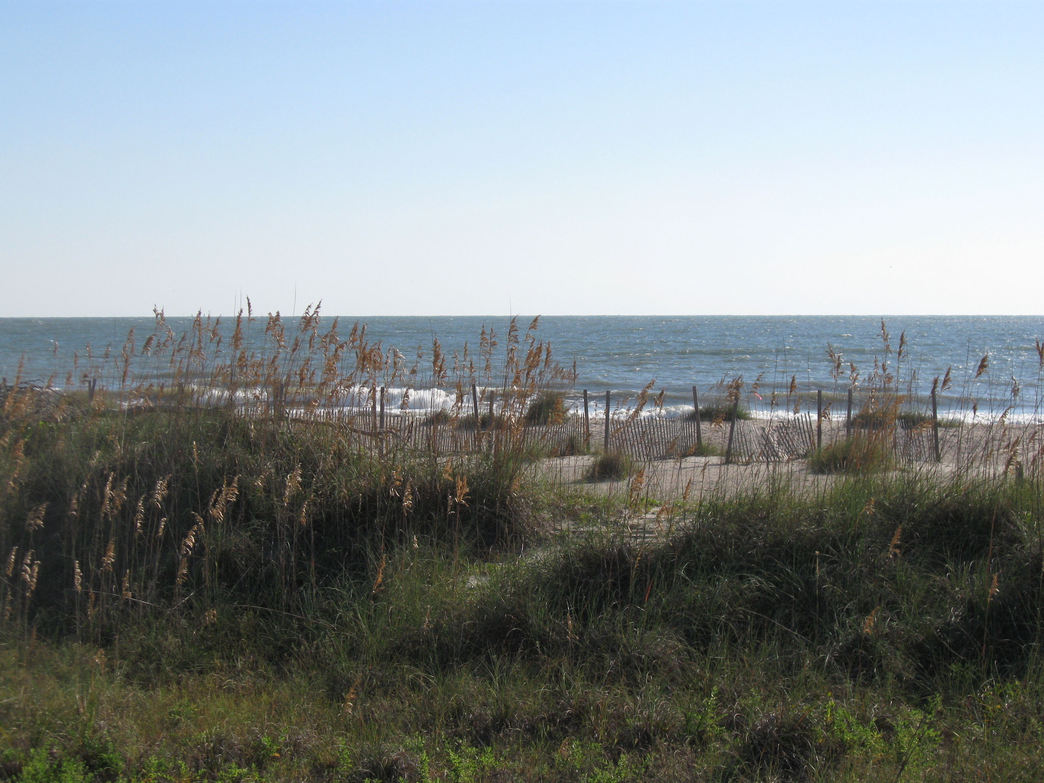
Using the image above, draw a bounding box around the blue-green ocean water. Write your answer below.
[1,315,1042,420]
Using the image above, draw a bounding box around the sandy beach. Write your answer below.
[535,416,1044,504]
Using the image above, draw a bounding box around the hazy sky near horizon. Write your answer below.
[2,1,1042,318]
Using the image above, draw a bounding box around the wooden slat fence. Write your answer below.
[299,388,958,466]
[608,417,702,461]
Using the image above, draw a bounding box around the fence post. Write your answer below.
[471,383,480,427]
[692,385,703,448]
[378,387,387,456]
[931,388,941,462]
[604,390,611,452]
[487,390,496,453]
[816,390,823,451]
[272,380,284,418]
[583,389,590,450]
[846,388,853,436]
[724,399,739,465]
[371,384,378,432]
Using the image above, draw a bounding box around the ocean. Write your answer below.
[1,315,1042,421]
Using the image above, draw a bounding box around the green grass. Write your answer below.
[808,435,895,474]
[4,466,1044,780]
[523,391,568,426]
[687,441,724,457]
[849,408,958,431]
[685,404,751,423]
[4,369,1044,780]
[585,451,634,481]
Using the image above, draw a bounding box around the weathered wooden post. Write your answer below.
[371,383,378,432]
[377,387,387,456]
[271,379,285,418]
[816,390,823,450]
[604,390,611,452]
[487,390,496,453]
[471,383,480,426]
[582,389,590,450]
[931,388,941,462]
[724,399,739,465]
[692,385,703,449]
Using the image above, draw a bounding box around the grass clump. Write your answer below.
[585,451,634,481]
[423,408,455,425]
[808,435,894,474]
[850,409,893,430]
[523,390,568,425]
[687,441,723,457]
[685,404,751,423]
[848,403,953,431]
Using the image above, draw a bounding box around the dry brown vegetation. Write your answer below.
[2,311,1044,782]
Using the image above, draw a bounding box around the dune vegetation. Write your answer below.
[2,311,1044,781]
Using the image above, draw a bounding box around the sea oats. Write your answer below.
[4,546,17,579]
[284,465,302,507]
[133,496,145,536]
[25,503,47,533]
[888,526,903,559]
[151,474,171,509]
[975,354,989,379]
[100,538,116,574]
[862,606,880,636]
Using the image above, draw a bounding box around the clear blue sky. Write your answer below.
[2,1,1042,317]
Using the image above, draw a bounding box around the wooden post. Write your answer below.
[429,411,437,454]
[846,388,853,436]
[471,383,480,427]
[692,385,703,448]
[377,386,387,456]
[271,380,284,418]
[816,390,823,450]
[931,388,941,462]
[604,390,611,452]
[583,389,590,450]
[724,399,739,465]
[371,384,378,432]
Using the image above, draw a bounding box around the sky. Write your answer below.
[2,1,1042,317]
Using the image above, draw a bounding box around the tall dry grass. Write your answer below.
[0,309,579,645]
